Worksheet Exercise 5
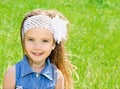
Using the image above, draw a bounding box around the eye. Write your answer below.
[43,40,49,42]
[28,38,34,41]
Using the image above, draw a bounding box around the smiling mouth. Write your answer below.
[32,52,44,56]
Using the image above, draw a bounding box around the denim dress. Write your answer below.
[15,55,58,89]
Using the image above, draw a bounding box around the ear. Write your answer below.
[52,43,56,50]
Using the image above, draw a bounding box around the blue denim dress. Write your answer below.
[15,55,58,89]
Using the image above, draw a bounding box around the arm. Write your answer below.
[55,69,64,89]
[2,66,15,89]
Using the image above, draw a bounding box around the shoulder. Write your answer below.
[57,69,64,80]
[55,69,64,89]
[3,65,16,79]
[2,65,16,89]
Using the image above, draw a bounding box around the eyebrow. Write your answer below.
[25,36,51,40]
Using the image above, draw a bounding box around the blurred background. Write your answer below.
[0,0,120,89]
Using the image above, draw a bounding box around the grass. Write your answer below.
[0,0,120,89]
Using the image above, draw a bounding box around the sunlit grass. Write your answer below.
[0,0,120,89]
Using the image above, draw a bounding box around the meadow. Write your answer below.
[0,0,120,89]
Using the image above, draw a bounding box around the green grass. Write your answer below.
[0,0,120,89]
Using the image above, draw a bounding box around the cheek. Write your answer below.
[43,45,53,51]
[24,42,33,50]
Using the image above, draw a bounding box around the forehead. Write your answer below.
[25,28,53,39]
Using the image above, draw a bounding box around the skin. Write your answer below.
[24,28,55,72]
[2,28,64,89]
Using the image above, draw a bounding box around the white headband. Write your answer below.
[22,15,68,44]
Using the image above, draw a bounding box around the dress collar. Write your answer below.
[21,55,53,80]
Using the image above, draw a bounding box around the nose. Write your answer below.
[33,41,41,50]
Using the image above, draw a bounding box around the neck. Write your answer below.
[29,60,46,73]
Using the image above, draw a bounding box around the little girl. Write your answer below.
[3,9,74,89]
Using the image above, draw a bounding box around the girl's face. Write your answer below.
[24,28,55,64]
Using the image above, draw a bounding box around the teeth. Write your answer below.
[35,53,40,55]
[33,52,43,56]
[35,53,39,55]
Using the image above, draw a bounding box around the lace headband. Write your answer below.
[22,15,68,44]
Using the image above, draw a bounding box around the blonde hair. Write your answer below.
[20,9,74,89]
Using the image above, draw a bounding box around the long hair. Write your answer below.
[20,9,74,89]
